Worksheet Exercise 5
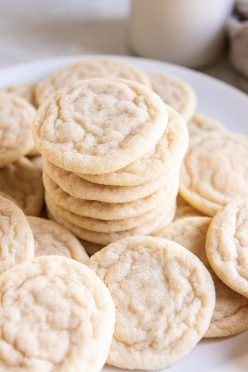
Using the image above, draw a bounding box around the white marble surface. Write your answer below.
[0,0,243,91]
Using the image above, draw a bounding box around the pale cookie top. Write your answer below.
[156,216,248,338]
[0,194,34,274]
[43,159,178,203]
[2,82,36,106]
[78,106,189,186]
[89,236,215,370]
[1,84,40,156]
[0,93,35,167]
[33,78,168,174]
[35,57,151,106]
[0,256,115,372]
[188,113,226,140]
[44,172,171,221]
[206,199,248,299]
[180,132,248,216]
[147,71,197,121]
[27,216,88,263]
[0,157,44,216]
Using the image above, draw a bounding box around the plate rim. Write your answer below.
[0,53,247,103]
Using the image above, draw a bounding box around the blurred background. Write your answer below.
[0,0,248,91]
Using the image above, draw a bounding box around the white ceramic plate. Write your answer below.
[0,55,248,371]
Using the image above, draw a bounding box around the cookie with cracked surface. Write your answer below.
[155,216,248,337]
[45,192,175,233]
[0,256,115,371]
[147,71,197,121]
[35,57,151,106]
[180,132,248,216]
[175,194,204,220]
[44,159,178,203]
[206,199,248,299]
[48,202,176,245]
[0,93,35,167]
[33,78,168,174]
[0,157,44,216]
[28,216,88,263]
[1,84,40,157]
[188,113,227,140]
[0,194,34,274]
[89,236,215,370]
[76,106,188,186]
[1,85,39,156]
[2,82,36,106]
[44,172,174,220]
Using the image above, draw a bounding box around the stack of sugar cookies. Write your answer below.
[32,60,188,249]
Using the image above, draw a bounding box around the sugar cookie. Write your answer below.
[0,194,34,274]
[44,159,178,203]
[35,57,151,105]
[28,216,88,263]
[77,106,188,186]
[0,158,44,216]
[206,199,248,298]
[2,82,36,106]
[156,216,248,337]
[48,203,176,245]
[89,236,215,370]
[33,78,168,174]
[0,93,35,166]
[180,132,248,216]
[147,71,197,121]
[44,172,173,220]
[0,256,115,371]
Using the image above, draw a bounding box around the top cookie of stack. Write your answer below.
[34,77,168,174]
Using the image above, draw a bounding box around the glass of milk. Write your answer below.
[129,0,234,68]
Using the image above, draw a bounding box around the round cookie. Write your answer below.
[180,132,248,216]
[48,202,176,245]
[0,194,34,274]
[89,236,215,370]
[45,192,174,233]
[206,199,248,299]
[77,106,188,186]
[2,82,36,106]
[43,159,178,203]
[0,256,115,371]
[155,216,248,337]
[28,216,88,263]
[188,113,226,140]
[35,57,151,105]
[44,172,174,220]
[0,93,35,167]
[33,78,168,175]
[1,84,40,157]
[175,194,204,220]
[147,71,197,121]
[0,157,44,216]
